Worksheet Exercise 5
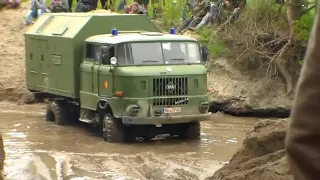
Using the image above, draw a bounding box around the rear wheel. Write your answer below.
[45,103,55,122]
[46,100,69,125]
[103,113,126,143]
[179,121,201,140]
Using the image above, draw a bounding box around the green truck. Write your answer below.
[24,13,212,143]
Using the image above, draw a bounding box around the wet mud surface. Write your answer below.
[0,103,257,180]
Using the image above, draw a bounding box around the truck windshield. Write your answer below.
[117,42,201,65]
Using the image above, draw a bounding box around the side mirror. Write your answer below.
[201,45,210,62]
[110,57,118,65]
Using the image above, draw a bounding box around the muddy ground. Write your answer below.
[0,102,258,180]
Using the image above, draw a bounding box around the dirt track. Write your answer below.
[0,103,258,180]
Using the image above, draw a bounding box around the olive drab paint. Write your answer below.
[24,13,211,126]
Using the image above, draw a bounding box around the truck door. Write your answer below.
[97,45,115,97]
[80,43,97,109]
[38,40,49,88]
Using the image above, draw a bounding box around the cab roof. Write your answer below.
[84,32,198,44]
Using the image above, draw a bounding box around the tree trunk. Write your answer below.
[276,0,302,94]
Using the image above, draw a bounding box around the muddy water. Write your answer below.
[0,103,257,180]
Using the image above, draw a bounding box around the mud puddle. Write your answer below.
[0,103,257,180]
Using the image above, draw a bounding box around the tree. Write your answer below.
[275,0,303,94]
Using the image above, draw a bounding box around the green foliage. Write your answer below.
[197,28,227,57]
[147,0,185,28]
[295,10,315,41]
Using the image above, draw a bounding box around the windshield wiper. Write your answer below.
[137,60,160,66]
[169,58,191,65]
[142,60,159,62]
[170,58,185,60]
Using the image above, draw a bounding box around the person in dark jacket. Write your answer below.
[285,1,320,179]
[75,0,95,12]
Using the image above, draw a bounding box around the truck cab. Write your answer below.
[77,30,211,142]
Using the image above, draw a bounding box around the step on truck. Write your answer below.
[24,13,212,143]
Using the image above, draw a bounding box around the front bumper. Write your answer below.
[122,112,212,125]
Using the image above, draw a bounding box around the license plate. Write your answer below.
[162,107,181,113]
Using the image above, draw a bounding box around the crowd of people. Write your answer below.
[177,0,246,34]
[23,0,148,25]
[22,0,246,29]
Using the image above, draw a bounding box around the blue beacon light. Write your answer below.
[169,27,175,34]
[111,27,118,36]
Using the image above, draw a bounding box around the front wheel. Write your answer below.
[102,113,126,143]
[179,121,201,140]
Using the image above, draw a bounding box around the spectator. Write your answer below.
[181,0,195,21]
[67,0,78,11]
[75,0,95,12]
[129,2,146,14]
[177,0,211,34]
[222,0,246,23]
[141,0,148,10]
[124,4,130,13]
[25,0,47,25]
[194,1,220,30]
[92,0,113,11]
[0,0,21,9]
[117,0,127,11]
[49,0,69,12]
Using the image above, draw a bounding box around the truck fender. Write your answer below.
[97,99,110,110]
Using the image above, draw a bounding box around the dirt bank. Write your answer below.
[207,58,294,117]
[205,119,292,180]
[0,5,294,116]
[0,3,34,104]
[0,134,4,180]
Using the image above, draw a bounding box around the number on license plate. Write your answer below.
[162,107,181,113]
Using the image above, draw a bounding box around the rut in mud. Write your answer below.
[0,103,258,180]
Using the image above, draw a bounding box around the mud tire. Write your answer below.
[68,103,80,123]
[45,103,55,122]
[103,113,126,143]
[179,121,201,140]
[49,100,69,125]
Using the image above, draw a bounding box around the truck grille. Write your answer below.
[153,97,189,106]
[153,77,188,96]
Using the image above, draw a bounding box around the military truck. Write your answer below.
[24,13,212,143]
